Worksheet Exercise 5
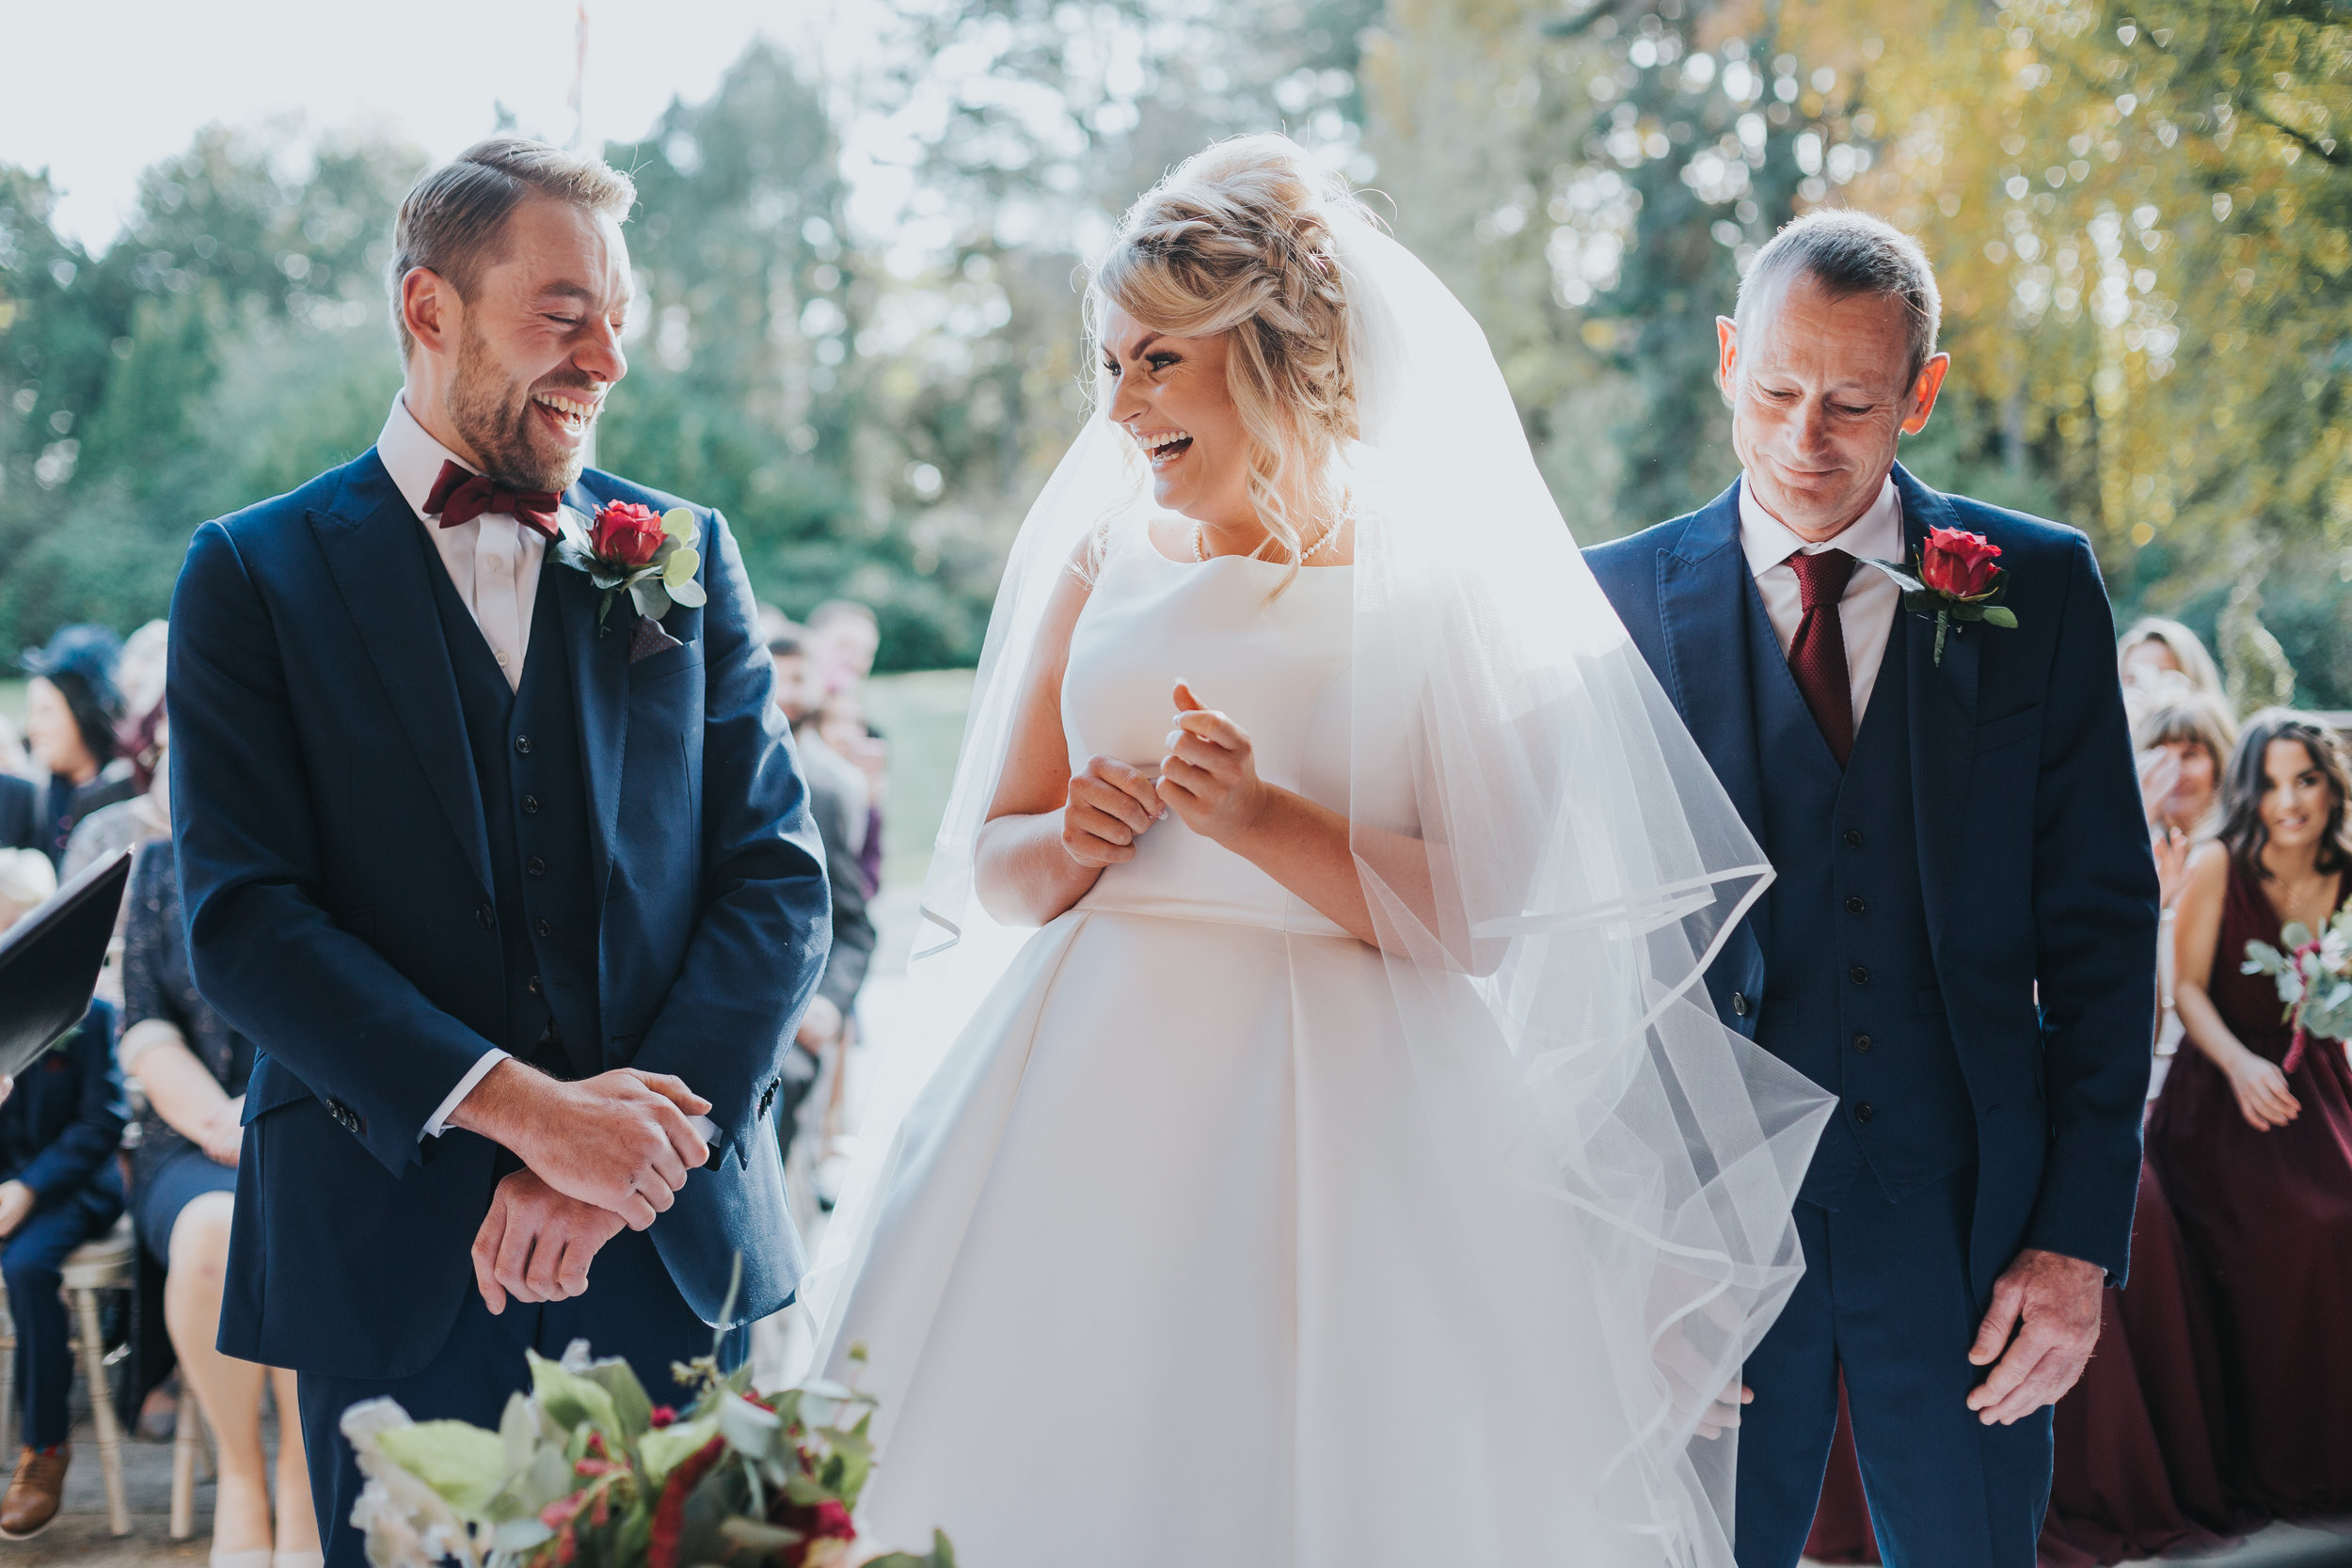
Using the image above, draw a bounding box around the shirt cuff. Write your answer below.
[423,1049,510,1139]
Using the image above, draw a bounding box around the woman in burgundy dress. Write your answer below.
[2151,708,2352,1521]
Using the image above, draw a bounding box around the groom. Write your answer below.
[1586,212,2156,1568]
[168,139,829,1561]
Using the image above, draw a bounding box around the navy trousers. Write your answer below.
[296,1225,745,1568]
[2,1197,119,1450]
[1735,1166,2053,1568]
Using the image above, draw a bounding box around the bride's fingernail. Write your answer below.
[1166,730,1184,748]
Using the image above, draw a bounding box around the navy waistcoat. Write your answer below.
[1744,575,1976,1207]
[421,543,602,1079]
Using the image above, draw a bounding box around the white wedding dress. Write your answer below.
[820,538,1687,1564]
[810,160,1827,1567]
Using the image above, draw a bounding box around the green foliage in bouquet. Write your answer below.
[340,1263,951,1568]
[2244,909,2352,1073]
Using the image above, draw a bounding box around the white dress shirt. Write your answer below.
[376,393,556,694]
[378,395,562,1138]
[1739,473,1905,727]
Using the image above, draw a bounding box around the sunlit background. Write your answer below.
[3,0,2345,697]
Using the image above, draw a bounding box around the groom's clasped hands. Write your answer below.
[446,1058,716,1313]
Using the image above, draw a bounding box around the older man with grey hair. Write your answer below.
[1586,210,2157,1568]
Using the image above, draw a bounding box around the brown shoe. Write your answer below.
[0,1445,68,1539]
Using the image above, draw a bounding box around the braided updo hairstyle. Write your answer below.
[1089,135,1367,582]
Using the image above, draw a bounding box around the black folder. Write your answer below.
[0,847,134,1079]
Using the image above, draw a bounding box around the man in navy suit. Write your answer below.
[167,139,830,1565]
[1584,211,2156,1568]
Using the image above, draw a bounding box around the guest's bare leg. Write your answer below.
[268,1366,319,1554]
[165,1192,272,1554]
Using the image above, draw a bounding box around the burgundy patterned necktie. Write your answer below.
[1785,548,1857,768]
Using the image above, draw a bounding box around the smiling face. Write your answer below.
[402,195,631,492]
[2259,736,2340,854]
[1099,305,1256,531]
[1720,271,1949,543]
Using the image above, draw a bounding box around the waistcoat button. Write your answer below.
[522,796,541,816]
[474,902,494,929]
[1842,829,1864,848]
[1845,895,1866,915]
[534,918,552,939]
[1731,991,1750,1018]
[515,735,532,755]
[527,857,547,878]
[1849,965,1868,985]
[527,974,542,995]
[1854,1102,1875,1123]
[1853,1033,1872,1052]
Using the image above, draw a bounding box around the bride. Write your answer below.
[809,135,1830,1565]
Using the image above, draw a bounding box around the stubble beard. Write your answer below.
[446,321,588,494]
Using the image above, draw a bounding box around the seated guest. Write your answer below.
[119,839,318,1566]
[0,848,128,1539]
[767,630,875,1155]
[22,626,137,870]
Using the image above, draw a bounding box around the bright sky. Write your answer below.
[6,0,882,250]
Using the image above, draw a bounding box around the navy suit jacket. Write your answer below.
[0,999,127,1216]
[168,451,830,1380]
[1584,465,2157,1290]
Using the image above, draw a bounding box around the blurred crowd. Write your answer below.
[1810,618,2352,1566]
[0,598,888,1550]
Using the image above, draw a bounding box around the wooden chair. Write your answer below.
[0,1214,138,1535]
[169,1380,214,1540]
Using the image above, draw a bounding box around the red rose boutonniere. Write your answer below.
[554,499,707,632]
[1870,526,2019,666]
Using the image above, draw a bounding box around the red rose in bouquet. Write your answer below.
[1918,526,2003,597]
[591,500,668,569]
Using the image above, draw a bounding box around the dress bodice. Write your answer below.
[1061,535,1355,937]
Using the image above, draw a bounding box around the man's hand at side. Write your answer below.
[471,1169,628,1314]
[446,1059,711,1227]
[1965,1246,2105,1424]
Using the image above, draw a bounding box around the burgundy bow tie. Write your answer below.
[423,460,561,541]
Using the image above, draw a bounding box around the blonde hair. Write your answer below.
[2131,687,2238,837]
[2119,616,2225,701]
[1088,135,1365,591]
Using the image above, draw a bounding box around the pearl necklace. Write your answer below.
[1192,517,1343,563]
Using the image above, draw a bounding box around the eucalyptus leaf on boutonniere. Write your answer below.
[554,499,708,634]
[1867,526,2019,666]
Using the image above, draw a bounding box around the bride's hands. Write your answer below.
[1062,755,1164,868]
[1157,682,1268,847]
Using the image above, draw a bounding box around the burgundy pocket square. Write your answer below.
[629,615,685,663]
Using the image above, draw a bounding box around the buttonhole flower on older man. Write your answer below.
[1869,525,2019,666]
[555,499,707,631]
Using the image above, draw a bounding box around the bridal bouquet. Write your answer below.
[2244,908,2352,1072]
[341,1304,951,1568]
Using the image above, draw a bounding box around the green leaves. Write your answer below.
[373,1421,508,1516]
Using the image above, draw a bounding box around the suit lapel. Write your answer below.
[557,481,629,898]
[1895,462,1980,963]
[310,453,493,895]
[1657,482,1767,847]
